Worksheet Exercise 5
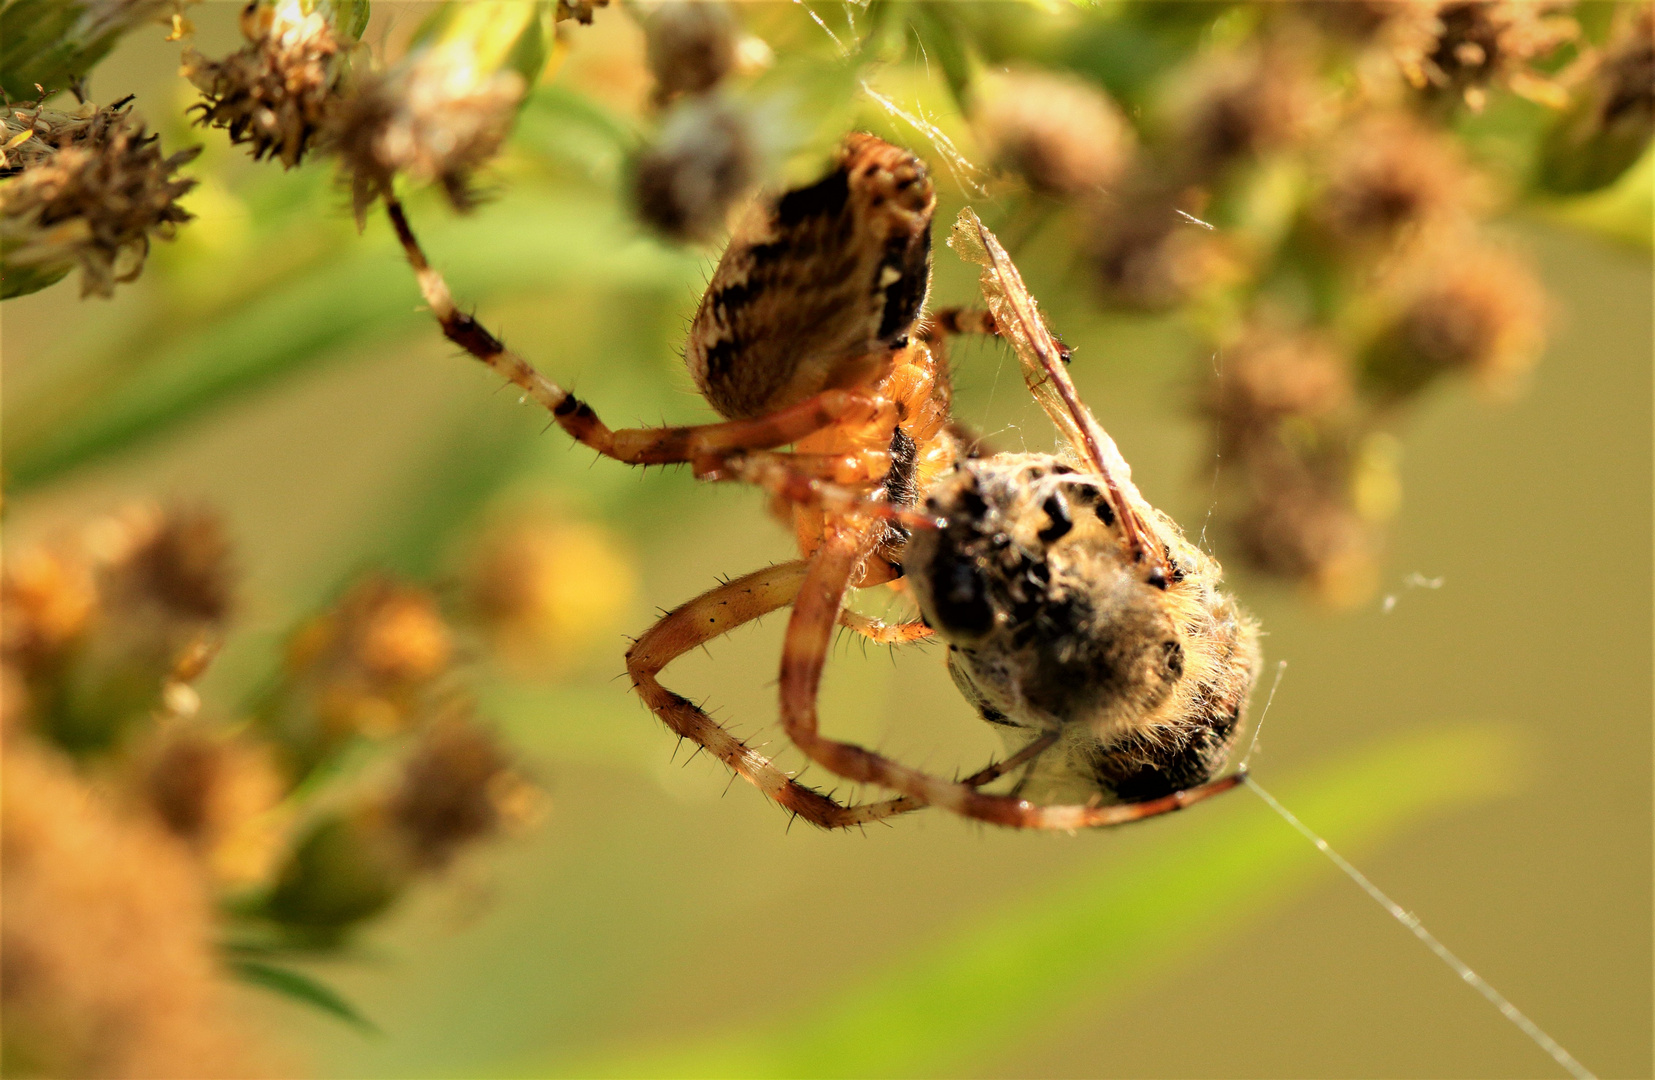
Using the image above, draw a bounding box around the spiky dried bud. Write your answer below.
[126,720,285,886]
[1202,324,1354,459]
[109,504,235,623]
[643,1,737,102]
[1394,0,1579,111]
[0,0,176,100]
[282,576,453,742]
[630,93,757,242]
[1,99,197,298]
[328,44,526,224]
[387,712,535,870]
[1310,112,1474,256]
[1170,41,1318,178]
[461,514,635,672]
[973,68,1133,198]
[1537,3,1655,194]
[1367,242,1547,396]
[182,0,353,169]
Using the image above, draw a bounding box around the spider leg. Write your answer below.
[837,609,934,644]
[778,526,1243,829]
[624,561,926,828]
[386,197,897,466]
[919,306,999,344]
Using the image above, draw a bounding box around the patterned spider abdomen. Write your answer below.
[686,133,937,419]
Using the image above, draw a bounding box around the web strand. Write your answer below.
[1243,779,1595,1080]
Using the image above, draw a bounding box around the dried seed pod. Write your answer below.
[1310,111,1475,257]
[1,543,97,677]
[643,0,738,102]
[0,99,197,298]
[1537,3,1655,194]
[630,93,757,242]
[1230,464,1381,607]
[386,711,534,870]
[328,46,526,224]
[1169,41,1318,179]
[1088,189,1222,311]
[126,720,286,887]
[972,68,1134,198]
[1366,242,1547,397]
[1202,324,1354,459]
[1394,0,1579,111]
[182,0,354,169]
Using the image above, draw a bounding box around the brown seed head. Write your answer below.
[115,505,235,624]
[973,68,1134,198]
[1394,0,1578,110]
[631,93,757,242]
[1311,111,1474,255]
[1231,468,1380,606]
[1089,190,1223,310]
[1203,324,1354,458]
[1,544,98,675]
[183,0,351,169]
[386,711,533,870]
[328,46,526,224]
[1,99,197,297]
[643,1,738,102]
[1171,41,1318,178]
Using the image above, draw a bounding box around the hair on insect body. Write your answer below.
[386,133,1260,830]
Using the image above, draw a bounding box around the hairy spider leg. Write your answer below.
[625,558,1057,826]
[386,197,899,468]
[778,525,1245,830]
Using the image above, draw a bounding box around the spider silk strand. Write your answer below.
[1243,778,1594,1080]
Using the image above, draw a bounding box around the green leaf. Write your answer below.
[4,194,701,491]
[230,957,381,1034]
[528,723,1523,1078]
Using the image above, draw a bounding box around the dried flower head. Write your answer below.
[386,711,534,870]
[1,542,97,676]
[1,98,197,298]
[1203,324,1354,459]
[329,45,526,224]
[630,93,757,242]
[106,504,235,624]
[1311,111,1475,256]
[126,720,286,887]
[461,514,635,671]
[1368,242,1547,396]
[973,67,1134,198]
[556,0,609,25]
[1394,0,1579,111]
[182,0,352,168]
[2,737,262,1077]
[1170,41,1318,178]
[1537,3,1655,193]
[1089,190,1223,310]
[642,0,738,103]
[284,576,453,740]
[1230,464,1381,606]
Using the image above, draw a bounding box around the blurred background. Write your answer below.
[2,2,1650,1077]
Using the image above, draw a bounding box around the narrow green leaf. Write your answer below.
[528,723,1522,1078]
[230,957,381,1035]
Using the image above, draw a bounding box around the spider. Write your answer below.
[386,133,1261,830]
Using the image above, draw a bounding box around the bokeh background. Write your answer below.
[3,2,1650,1077]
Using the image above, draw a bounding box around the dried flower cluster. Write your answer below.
[1393,0,1579,111]
[630,1,759,242]
[2,502,539,1034]
[182,0,352,168]
[1,96,196,297]
[971,67,1133,199]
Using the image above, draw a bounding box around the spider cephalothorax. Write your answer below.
[390,134,1260,830]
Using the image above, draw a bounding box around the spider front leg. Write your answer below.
[386,198,896,467]
[625,561,927,828]
[778,527,1244,830]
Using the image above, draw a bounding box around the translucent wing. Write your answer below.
[949,207,1164,570]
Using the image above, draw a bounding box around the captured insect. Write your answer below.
[387,133,1261,829]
